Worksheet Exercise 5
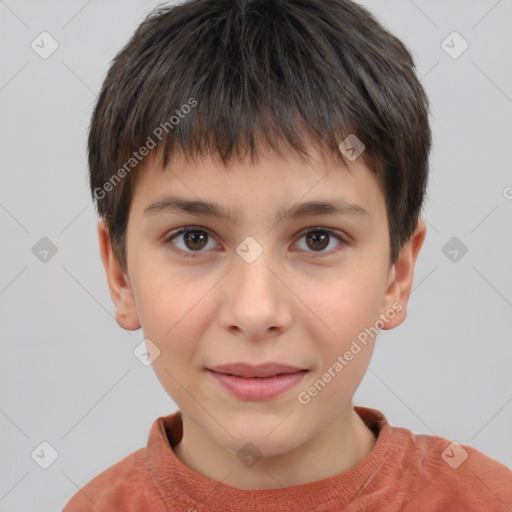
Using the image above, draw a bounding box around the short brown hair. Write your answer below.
[89,0,431,269]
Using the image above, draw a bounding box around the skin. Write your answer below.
[98,140,426,491]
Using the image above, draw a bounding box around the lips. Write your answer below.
[207,362,307,378]
[206,363,308,400]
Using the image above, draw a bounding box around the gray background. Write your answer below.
[1,0,511,510]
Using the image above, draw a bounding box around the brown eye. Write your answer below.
[165,227,217,257]
[295,228,346,255]
[305,231,330,251]
[183,230,208,250]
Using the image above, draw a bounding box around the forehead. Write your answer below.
[130,144,386,224]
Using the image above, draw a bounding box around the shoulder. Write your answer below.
[61,447,163,511]
[397,429,512,511]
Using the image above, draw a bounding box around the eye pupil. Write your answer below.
[185,231,208,250]
[306,231,329,251]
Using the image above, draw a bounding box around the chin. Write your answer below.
[226,435,298,460]
[218,421,302,459]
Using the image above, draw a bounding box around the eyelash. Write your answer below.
[162,226,347,258]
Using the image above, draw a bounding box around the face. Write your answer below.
[100,142,425,458]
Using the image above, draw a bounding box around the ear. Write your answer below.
[97,219,141,331]
[380,218,426,329]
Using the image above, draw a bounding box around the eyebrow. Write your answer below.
[143,196,370,223]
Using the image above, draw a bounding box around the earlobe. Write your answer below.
[380,218,427,330]
[97,219,141,331]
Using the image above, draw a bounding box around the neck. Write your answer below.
[173,406,377,490]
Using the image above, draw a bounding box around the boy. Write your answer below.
[63,0,512,510]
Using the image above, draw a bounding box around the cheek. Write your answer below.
[297,284,378,411]
[130,261,200,333]
[131,275,171,335]
[131,265,218,375]
[304,268,384,338]
[300,270,384,393]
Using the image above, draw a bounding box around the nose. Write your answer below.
[218,248,293,342]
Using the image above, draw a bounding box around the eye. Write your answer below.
[163,226,347,258]
[163,227,219,257]
[294,228,346,255]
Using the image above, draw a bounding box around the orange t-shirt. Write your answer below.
[62,406,511,511]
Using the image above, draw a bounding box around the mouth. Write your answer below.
[207,362,308,378]
[205,362,309,400]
